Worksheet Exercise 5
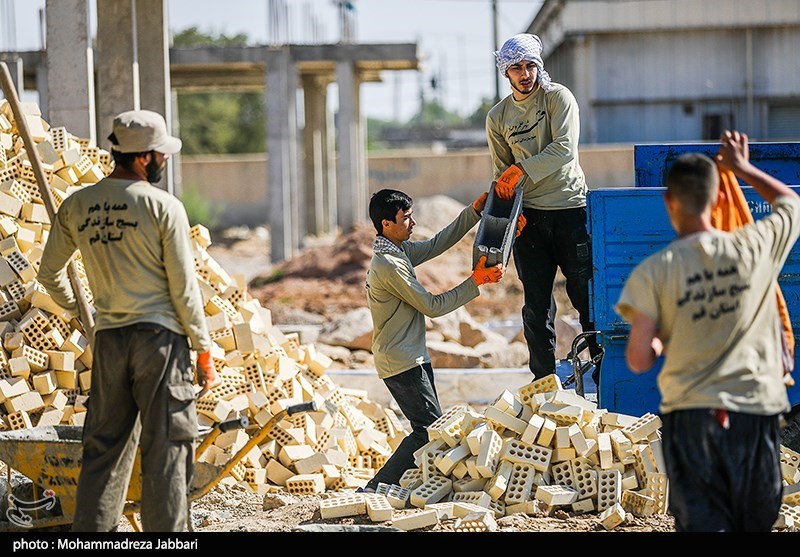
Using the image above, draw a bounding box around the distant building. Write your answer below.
[527,0,800,143]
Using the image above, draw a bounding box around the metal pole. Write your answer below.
[492,0,500,105]
[131,0,141,110]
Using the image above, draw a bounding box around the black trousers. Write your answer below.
[512,206,600,379]
[366,363,442,490]
[661,409,783,532]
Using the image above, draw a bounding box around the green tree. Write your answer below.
[467,97,495,127]
[173,28,265,154]
[406,98,463,127]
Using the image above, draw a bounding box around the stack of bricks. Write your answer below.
[0,99,108,432]
[777,445,800,529]
[0,100,412,496]
[315,374,674,530]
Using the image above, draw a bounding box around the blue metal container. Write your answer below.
[634,142,800,188]
[589,184,800,414]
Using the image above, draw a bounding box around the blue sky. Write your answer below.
[6,0,542,121]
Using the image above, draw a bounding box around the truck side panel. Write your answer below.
[634,143,800,188]
[589,186,800,416]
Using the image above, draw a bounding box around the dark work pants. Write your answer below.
[366,363,442,490]
[72,324,197,532]
[512,206,601,380]
[661,409,783,532]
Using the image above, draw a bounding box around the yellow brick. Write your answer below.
[5,390,45,414]
[32,370,57,395]
[0,376,30,403]
[391,509,439,531]
[319,493,366,519]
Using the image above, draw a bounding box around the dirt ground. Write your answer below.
[163,482,677,534]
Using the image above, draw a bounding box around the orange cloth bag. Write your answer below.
[710,168,795,383]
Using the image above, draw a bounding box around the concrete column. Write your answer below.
[44,0,95,141]
[335,60,362,231]
[135,0,173,193]
[302,74,332,235]
[265,46,300,263]
[572,34,594,144]
[325,96,338,233]
[96,0,172,191]
[355,78,366,225]
[95,0,137,143]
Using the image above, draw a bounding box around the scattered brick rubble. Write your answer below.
[1,100,799,532]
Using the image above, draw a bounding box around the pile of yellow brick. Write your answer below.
[0,99,108,431]
[319,375,800,531]
[0,100,411,495]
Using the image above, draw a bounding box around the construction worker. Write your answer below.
[39,109,218,532]
[359,189,522,492]
[487,33,602,385]
[616,131,800,531]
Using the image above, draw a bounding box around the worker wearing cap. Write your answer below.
[486,33,602,385]
[39,109,218,532]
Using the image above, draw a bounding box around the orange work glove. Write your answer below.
[471,255,505,286]
[196,350,220,398]
[472,192,488,214]
[515,213,527,237]
[495,164,525,200]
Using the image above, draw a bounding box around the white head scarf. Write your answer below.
[494,33,553,93]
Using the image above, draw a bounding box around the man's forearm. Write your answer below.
[735,162,796,205]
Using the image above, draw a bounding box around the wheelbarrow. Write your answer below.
[0,400,317,531]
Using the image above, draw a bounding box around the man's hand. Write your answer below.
[196,350,220,398]
[471,255,505,286]
[515,213,527,237]
[472,192,488,215]
[716,130,750,174]
[495,164,525,200]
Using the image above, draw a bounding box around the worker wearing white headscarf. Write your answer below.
[485,33,602,384]
[494,32,554,93]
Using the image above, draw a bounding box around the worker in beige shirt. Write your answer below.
[360,188,522,492]
[39,110,218,532]
[616,131,800,531]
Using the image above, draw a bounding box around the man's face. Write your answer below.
[506,61,538,99]
[146,151,168,183]
[383,207,415,245]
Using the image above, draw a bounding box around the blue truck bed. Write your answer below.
[590,142,800,416]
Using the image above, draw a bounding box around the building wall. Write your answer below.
[529,0,800,144]
[180,145,634,229]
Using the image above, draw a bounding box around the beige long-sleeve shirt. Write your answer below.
[486,82,587,210]
[366,205,481,379]
[39,178,211,352]
[616,195,800,415]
